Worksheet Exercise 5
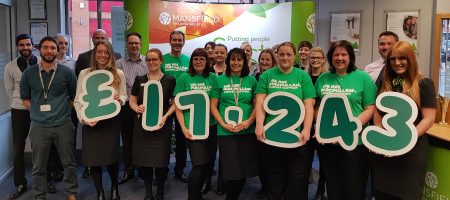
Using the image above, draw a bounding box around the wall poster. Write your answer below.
[386,10,419,52]
[330,12,361,53]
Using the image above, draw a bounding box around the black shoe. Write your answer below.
[256,188,267,199]
[200,182,211,195]
[144,192,153,200]
[97,190,106,200]
[111,186,120,200]
[313,193,324,200]
[118,172,134,185]
[8,184,27,199]
[47,182,57,194]
[174,173,188,183]
[82,167,90,178]
[53,169,63,182]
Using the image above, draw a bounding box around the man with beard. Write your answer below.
[161,30,190,183]
[20,37,78,200]
[116,32,148,184]
[4,34,38,199]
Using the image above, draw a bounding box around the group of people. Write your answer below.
[3,28,436,200]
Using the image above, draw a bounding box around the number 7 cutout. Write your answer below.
[175,90,210,140]
[315,93,362,151]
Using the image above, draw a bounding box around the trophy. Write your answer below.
[440,95,450,125]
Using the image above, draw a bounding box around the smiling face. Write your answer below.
[214,45,227,63]
[389,50,409,76]
[95,44,110,68]
[39,40,58,63]
[299,47,311,60]
[258,52,273,72]
[17,38,33,58]
[277,45,295,71]
[169,33,185,53]
[126,35,141,56]
[205,44,215,58]
[378,35,397,59]
[192,56,207,74]
[309,51,325,69]
[56,35,69,55]
[332,47,350,74]
[146,51,162,73]
[242,45,252,61]
[229,53,244,76]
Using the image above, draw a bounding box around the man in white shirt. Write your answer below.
[364,31,399,89]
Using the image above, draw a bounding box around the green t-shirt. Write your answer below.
[255,67,316,125]
[211,75,257,136]
[174,72,217,127]
[162,53,190,79]
[315,69,377,144]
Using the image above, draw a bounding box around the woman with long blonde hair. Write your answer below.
[372,41,436,200]
[74,40,127,200]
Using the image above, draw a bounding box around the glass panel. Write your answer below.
[439,18,450,97]
[0,5,12,115]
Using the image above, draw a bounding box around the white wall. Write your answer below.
[317,0,434,77]
[436,0,450,13]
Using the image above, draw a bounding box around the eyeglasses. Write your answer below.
[145,58,159,63]
[127,42,141,46]
[310,56,324,61]
[193,57,206,63]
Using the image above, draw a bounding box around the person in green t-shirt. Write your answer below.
[161,30,190,183]
[173,48,217,200]
[210,48,258,200]
[314,40,376,200]
[254,42,316,200]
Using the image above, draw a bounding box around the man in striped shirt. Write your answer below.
[115,32,148,184]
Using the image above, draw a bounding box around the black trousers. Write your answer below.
[11,108,31,186]
[174,118,186,171]
[261,142,313,200]
[120,102,135,172]
[321,144,369,200]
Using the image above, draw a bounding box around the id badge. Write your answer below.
[40,104,51,112]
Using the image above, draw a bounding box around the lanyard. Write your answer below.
[39,67,57,101]
[230,77,242,107]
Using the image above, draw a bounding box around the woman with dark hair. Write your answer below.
[255,42,316,200]
[213,44,228,76]
[255,48,278,81]
[371,41,436,200]
[74,40,127,200]
[205,41,216,69]
[314,40,377,200]
[129,48,176,200]
[174,48,217,200]
[297,41,313,70]
[210,48,258,200]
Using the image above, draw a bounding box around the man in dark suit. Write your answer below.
[75,29,122,179]
[75,29,122,77]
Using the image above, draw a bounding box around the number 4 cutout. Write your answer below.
[316,93,362,151]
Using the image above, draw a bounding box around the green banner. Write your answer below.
[423,145,450,199]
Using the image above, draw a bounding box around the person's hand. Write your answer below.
[135,105,145,114]
[182,127,194,140]
[114,92,122,104]
[255,124,265,141]
[157,115,168,129]
[298,129,310,146]
[87,120,98,127]
[234,120,251,132]
[222,123,236,133]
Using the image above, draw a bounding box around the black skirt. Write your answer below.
[132,115,172,167]
[188,125,218,166]
[218,133,259,180]
[82,115,120,166]
[371,135,428,200]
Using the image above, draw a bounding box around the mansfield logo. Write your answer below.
[159,12,171,25]
[425,171,438,189]
[307,13,315,34]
